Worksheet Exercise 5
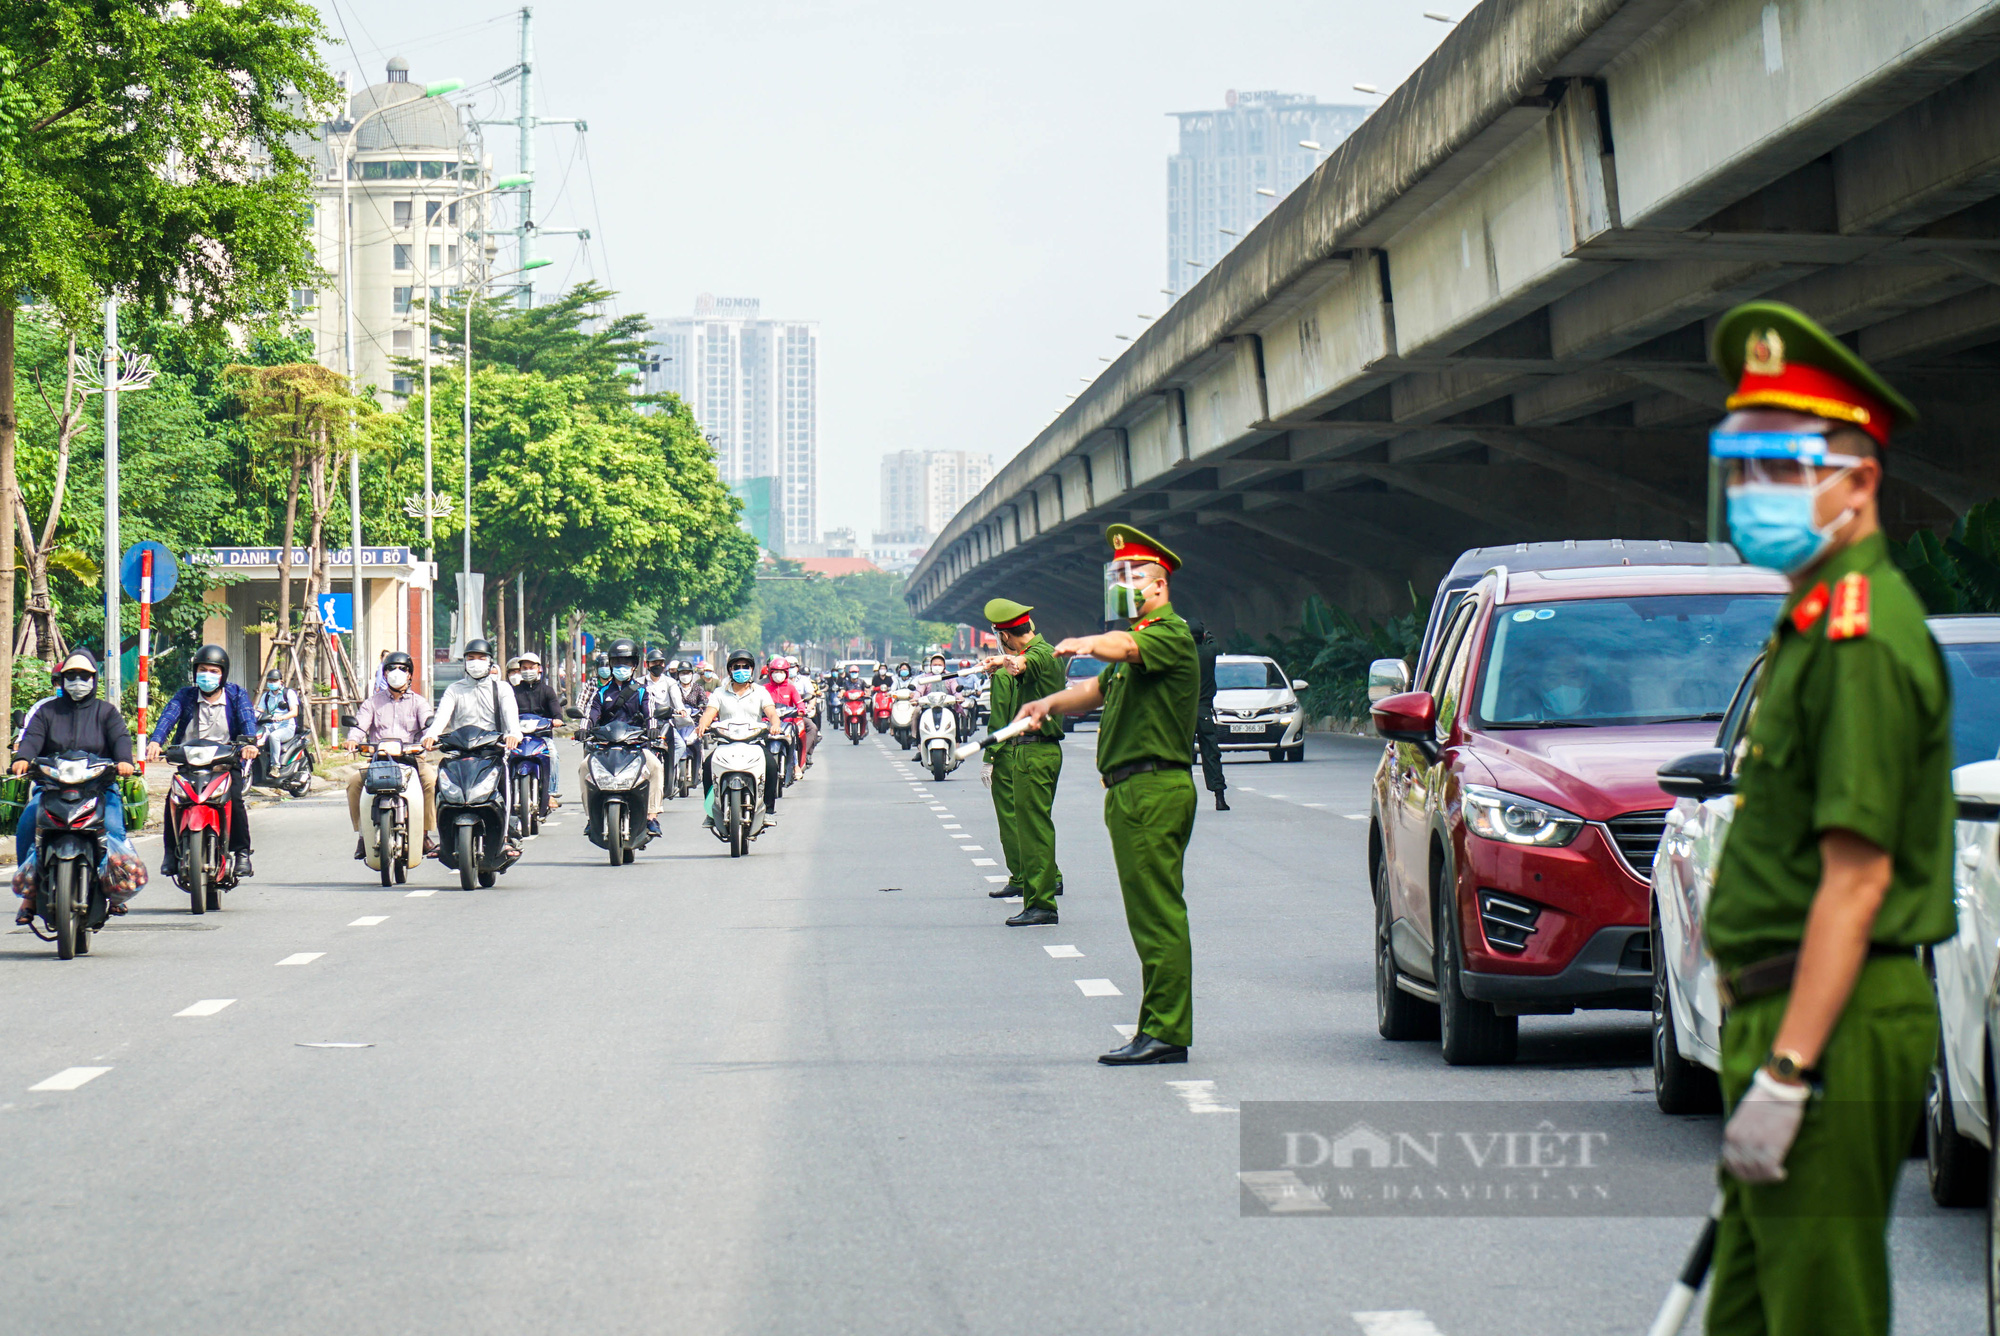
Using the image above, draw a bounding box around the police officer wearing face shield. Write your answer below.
[1700,302,1952,1336]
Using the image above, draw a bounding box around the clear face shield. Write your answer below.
[1104,559,1157,624]
[1708,413,1863,574]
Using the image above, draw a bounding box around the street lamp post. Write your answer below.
[457,255,550,649]
[337,73,462,688]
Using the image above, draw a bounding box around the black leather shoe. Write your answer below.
[353,836,365,861]
[1006,905,1057,926]
[233,852,254,880]
[1214,794,1230,811]
[1099,1032,1188,1065]
[989,883,1024,898]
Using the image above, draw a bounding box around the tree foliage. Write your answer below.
[1894,502,2000,614]
[419,281,654,409]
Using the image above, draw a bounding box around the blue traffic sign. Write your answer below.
[119,541,179,602]
[582,632,596,654]
[318,593,353,635]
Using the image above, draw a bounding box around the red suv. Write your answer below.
[1367,563,1786,1064]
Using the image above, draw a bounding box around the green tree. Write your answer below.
[1894,502,2000,614]
[833,570,954,660]
[0,0,336,730]
[421,281,654,410]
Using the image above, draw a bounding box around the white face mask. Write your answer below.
[464,658,492,680]
[63,677,93,700]
[384,669,411,690]
[522,670,541,684]
[507,672,522,686]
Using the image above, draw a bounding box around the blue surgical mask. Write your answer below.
[613,665,633,682]
[1726,473,1853,574]
[732,668,754,684]
[196,670,222,693]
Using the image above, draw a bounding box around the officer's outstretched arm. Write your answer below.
[1015,676,1104,729]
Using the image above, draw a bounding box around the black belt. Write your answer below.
[1101,760,1191,789]
[1718,943,1917,1008]
[1010,734,1060,746]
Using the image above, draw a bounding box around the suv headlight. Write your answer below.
[1462,785,1584,847]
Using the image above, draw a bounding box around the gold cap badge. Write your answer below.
[1745,328,1786,377]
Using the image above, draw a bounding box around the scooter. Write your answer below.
[918,689,963,782]
[582,718,655,866]
[842,687,869,744]
[22,751,119,959]
[434,726,516,890]
[356,740,423,886]
[707,719,771,857]
[509,713,555,836]
[252,712,314,795]
[871,687,893,733]
[164,739,246,913]
[889,688,917,751]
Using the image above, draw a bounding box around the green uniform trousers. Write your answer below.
[992,741,1063,911]
[1104,766,1198,1046]
[1706,955,1935,1336]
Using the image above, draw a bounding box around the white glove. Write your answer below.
[981,763,994,787]
[1720,1067,1811,1183]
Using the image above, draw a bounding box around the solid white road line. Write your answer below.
[1075,979,1122,997]
[174,999,236,1018]
[276,952,324,966]
[1043,945,1083,958]
[30,1067,110,1092]
[348,916,388,926]
[1165,1079,1237,1113]
[1352,1313,1448,1336]
[405,889,436,897]
[972,858,997,866]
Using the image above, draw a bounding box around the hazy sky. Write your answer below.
[313,0,1455,539]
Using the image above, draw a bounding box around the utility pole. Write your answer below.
[101,296,119,701]
[483,7,586,309]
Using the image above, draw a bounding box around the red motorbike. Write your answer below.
[842,688,869,744]
[871,688,893,734]
[164,740,245,915]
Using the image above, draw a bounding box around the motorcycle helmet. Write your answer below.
[382,650,414,691]
[726,650,757,686]
[192,643,230,694]
[607,638,639,683]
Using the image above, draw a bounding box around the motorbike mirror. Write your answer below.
[565,707,584,720]
[339,714,358,730]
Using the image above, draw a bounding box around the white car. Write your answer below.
[1212,655,1309,762]
[1649,615,2000,1208]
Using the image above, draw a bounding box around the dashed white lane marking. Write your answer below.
[1302,803,1325,809]
[276,953,324,966]
[1166,1079,1237,1113]
[405,889,436,897]
[963,845,985,851]
[985,875,1010,883]
[30,1067,110,1092]
[929,805,948,811]
[349,916,388,927]
[1044,944,1083,958]
[972,858,997,866]
[175,999,236,1018]
[1113,1024,1138,1039]
[1240,1170,1333,1213]
[941,823,962,829]
[1344,813,1368,821]
[950,834,971,840]
[1075,978,1122,997]
[1351,1314,1448,1336]
[1239,786,1256,792]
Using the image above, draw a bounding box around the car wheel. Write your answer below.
[1928,1043,1988,1208]
[1435,858,1517,1066]
[1376,853,1438,1041]
[1287,744,1305,763]
[1651,906,1721,1114]
[1268,748,1282,762]
[1987,1059,2000,1336]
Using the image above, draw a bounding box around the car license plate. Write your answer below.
[1228,723,1263,733]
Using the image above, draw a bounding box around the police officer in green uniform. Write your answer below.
[1186,617,1229,810]
[1701,301,1954,1336]
[981,598,1067,926]
[1014,525,1199,1064]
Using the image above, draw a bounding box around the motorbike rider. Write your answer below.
[584,638,666,838]
[347,650,439,859]
[674,660,709,715]
[592,651,613,690]
[764,655,814,777]
[697,651,786,827]
[148,644,260,880]
[644,647,687,805]
[924,652,972,736]
[255,666,311,782]
[422,638,524,858]
[511,650,565,809]
[11,651,139,924]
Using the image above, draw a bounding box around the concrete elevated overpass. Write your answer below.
[909,0,2000,638]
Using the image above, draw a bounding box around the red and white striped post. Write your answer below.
[136,547,153,767]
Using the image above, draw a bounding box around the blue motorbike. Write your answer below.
[509,713,556,837]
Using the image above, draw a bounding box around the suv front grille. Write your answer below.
[1605,810,1671,878]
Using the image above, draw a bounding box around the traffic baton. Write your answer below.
[1647,1190,1723,1336]
[957,715,1034,761]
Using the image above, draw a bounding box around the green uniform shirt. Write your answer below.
[1706,533,1956,973]
[987,634,1066,740]
[1095,602,1199,775]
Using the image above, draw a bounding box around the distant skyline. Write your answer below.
[309,1,1456,543]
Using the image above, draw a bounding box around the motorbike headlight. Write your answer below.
[1462,785,1584,848]
[464,770,501,804]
